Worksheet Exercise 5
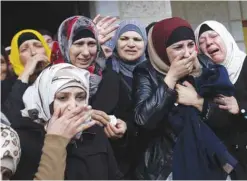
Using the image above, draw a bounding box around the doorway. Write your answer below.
[1,1,90,47]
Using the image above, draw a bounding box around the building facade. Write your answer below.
[89,1,247,52]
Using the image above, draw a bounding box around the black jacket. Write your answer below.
[2,79,29,123]
[90,62,137,178]
[11,117,122,180]
[202,56,247,180]
[132,60,177,179]
[1,76,16,105]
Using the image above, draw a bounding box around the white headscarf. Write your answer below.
[21,63,90,122]
[0,123,21,174]
[195,20,246,84]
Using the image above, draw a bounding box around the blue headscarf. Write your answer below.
[103,39,114,50]
[110,20,147,78]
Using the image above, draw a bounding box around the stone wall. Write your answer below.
[89,1,172,26]
[171,1,246,51]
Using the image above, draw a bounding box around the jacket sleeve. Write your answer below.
[2,80,29,123]
[132,66,177,131]
[34,134,69,180]
[201,99,234,128]
[201,98,247,128]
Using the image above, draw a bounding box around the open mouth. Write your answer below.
[208,48,219,56]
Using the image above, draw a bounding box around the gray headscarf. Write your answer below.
[110,19,147,78]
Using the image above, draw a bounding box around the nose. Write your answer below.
[80,46,90,58]
[30,46,37,56]
[67,99,78,110]
[183,47,191,58]
[206,37,213,47]
[127,39,135,47]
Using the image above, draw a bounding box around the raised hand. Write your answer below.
[93,14,119,45]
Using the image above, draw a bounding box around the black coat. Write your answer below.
[2,79,29,123]
[11,117,122,180]
[202,56,247,179]
[90,62,137,178]
[1,76,16,105]
[132,60,178,179]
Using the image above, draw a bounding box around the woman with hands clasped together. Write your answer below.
[133,17,237,180]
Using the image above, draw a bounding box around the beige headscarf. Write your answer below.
[148,26,170,75]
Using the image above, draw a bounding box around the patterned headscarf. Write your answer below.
[9,29,51,76]
[58,16,106,96]
[0,123,21,174]
[110,19,147,78]
[21,63,90,123]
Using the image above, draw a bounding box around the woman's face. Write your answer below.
[69,37,97,69]
[198,30,227,64]
[166,39,196,64]
[43,35,53,49]
[117,31,145,62]
[53,87,87,116]
[19,39,46,66]
[1,55,8,80]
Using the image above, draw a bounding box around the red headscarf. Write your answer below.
[152,17,193,65]
[50,41,65,64]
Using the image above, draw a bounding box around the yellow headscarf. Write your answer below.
[9,29,51,76]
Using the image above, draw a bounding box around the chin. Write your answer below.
[125,56,140,62]
[78,64,90,69]
[211,56,225,64]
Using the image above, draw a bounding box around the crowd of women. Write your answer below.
[1,14,247,180]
